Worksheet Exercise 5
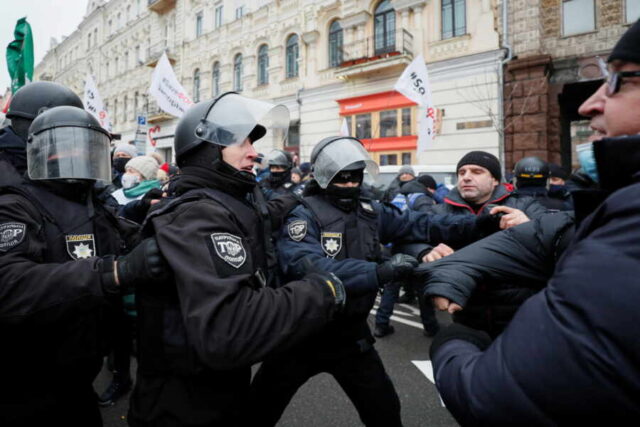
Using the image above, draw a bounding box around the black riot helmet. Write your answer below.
[267,149,293,170]
[6,82,84,142]
[174,92,289,163]
[310,136,379,189]
[27,106,112,182]
[513,156,549,188]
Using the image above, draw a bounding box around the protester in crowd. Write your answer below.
[383,165,416,202]
[423,151,547,337]
[375,174,440,338]
[428,20,640,424]
[512,156,571,211]
[547,162,574,208]
[291,167,303,184]
[111,143,138,189]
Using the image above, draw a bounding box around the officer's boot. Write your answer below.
[97,372,132,406]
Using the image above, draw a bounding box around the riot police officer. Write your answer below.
[0,81,84,181]
[128,93,346,426]
[512,156,570,211]
[248,136,490,427]
[0,106,166,426]
[260,148,297,199]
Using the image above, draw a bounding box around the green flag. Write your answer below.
[6,17,34,94]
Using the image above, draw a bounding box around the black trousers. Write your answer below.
[248,347,402,427]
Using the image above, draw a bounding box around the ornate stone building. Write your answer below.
[501,0,640,170]
[35,0,504,170]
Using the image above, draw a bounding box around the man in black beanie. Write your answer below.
[423,150,546,336]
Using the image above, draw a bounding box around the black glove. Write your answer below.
[116,237,170,289]
[304,271,346,311]
[429,323,492,360]
[376,253,419,286]
[300,256,346,310]
[141,188,164,206]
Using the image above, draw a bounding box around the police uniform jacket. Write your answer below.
[278,193,483,353]
[129,180,337,426]
[0,181,133,425]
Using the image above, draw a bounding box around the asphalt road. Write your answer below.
[96,298,459,427]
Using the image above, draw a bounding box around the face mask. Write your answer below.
[325,184,361,211]
[113,157,129,174]
[121,173,141,189]
[576,142,599,183]
[548,184,566,194]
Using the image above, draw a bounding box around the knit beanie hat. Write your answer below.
[457,151,502,181]
[126,155,159,181]
[417,174,437,190]
[398,165,416,177]
[609,19,640,64]
[113,143,137,159]
[548,163,569,180]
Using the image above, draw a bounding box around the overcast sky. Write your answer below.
[0,0,88,92]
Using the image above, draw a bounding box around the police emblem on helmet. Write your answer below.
[321,232,342,257]
[210,233,247,268]
[288,220,307,242]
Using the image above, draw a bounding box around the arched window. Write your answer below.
[286,34,299,78]
[328,20,343,68]
[113,98,118,125]
[134,91,139,120]
[258,44,269,85]
[193,68,201,102]
[374,0,395,55]
[123,95,128,122]
[212,62,220,97]
[233,54,243,92]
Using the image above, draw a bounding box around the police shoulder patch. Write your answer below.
[360,201,374,212]
[288,220,308,242]
[0,222,26,252]
[210,233,246,268]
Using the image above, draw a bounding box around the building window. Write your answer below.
[626,0,640,22]
[108,20,112,34]
[115,57,119,74]
[355,113,371,139]
[215,5,224,28]
[286,34,299,78]
[134,91,139,120]
[401,108,412,136]
[212,61,220,97]
[193,69,201,103]
[258,44,269,85]
[123,95,128,122]
[135,45,141,64]
[94,28,98,45]
[113,98,118,125]
[380,154,398,165]
[374,0,396,54]
[329,20,343,68]
[124,51,129,70]
[234,54,243,92]
[380,110,397,137]
[196,12,203,37]
[442,0,466,39]
[287,121,300,147]
[235,6,244,19]
[562,0,595,36]
[87,33,92,50]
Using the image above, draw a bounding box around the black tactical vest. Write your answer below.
[0,182,125,385]
[137,187,269,376]
[301,195,381,353]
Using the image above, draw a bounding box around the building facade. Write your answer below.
[502,0,640,170]
[35,0,504,171]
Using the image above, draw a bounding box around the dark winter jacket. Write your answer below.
[513,185,572,211]
[428,184,547,336]
[397,179,436,212]
[421,211,575,308]
[431,180,640,424]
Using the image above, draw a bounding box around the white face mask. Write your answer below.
[121,173,141,189]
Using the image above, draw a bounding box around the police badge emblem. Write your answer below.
[288,220,308,242]
[210,233,247,268]
[0,222,26,252]
[65,234,96,260]
[321,232,342,257]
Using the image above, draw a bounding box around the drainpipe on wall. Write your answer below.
[498,0,513,173]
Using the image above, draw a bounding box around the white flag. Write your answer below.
[83,75,111,132]
[149,52,193,118]
[339,117,350,136]
[394,54,435,152]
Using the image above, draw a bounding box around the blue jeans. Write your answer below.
[375,281,439,334]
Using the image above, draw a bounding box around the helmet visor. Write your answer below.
[28,126,112,181]
[313,137,379,188]
[197,93,290,147]
[267,150,291,167]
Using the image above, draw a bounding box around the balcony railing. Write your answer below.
[145,41,176,67]
[339,29,413,68]
[148,0,176,14]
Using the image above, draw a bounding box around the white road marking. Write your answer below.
[370,308,424,329]
[412,360,446,407]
